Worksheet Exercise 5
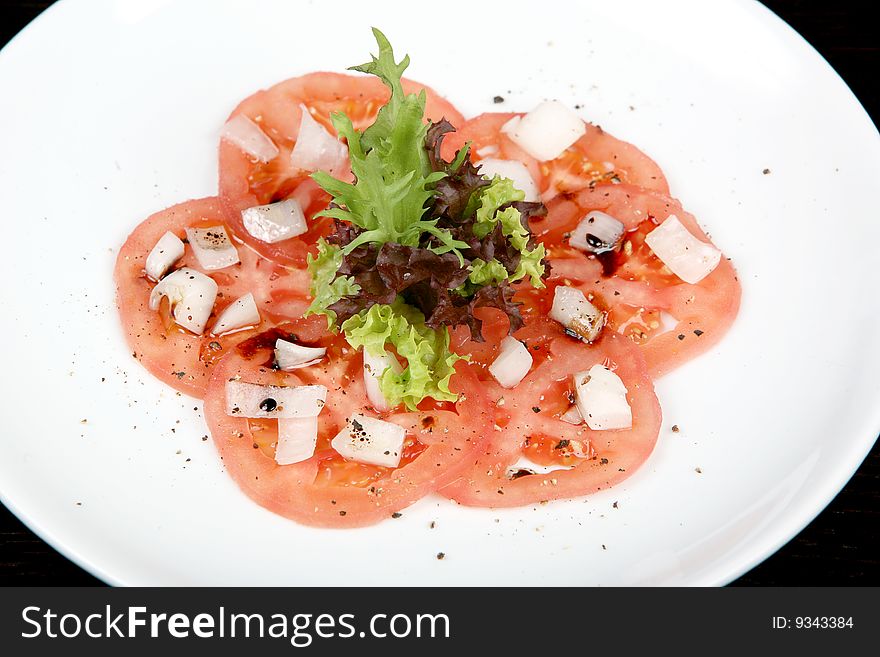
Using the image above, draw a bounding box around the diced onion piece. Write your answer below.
[241,199,308,244]
[569,211,625,254]
[644,215,722,284]
[363,348,403,412]
[148,267,217,335]
[144,231,184,281]
[225,381,327,419]
[501,101,586,161]
[185,226,240,271]
[659,311,679,333]
[290,104,348,175]
[549,285,605,342]
[331,414,406,468]
[220,114,279,163]
[573,365,632,430]
[275,339,326,371]
[212,293,260,336]
[476,144,499,158]
[488,336,533,389]
[560,404,583,425]
[275,416,318,465]
[478,158,540,201]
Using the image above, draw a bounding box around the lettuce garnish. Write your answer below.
[341,300,462,410]
[311,31,467,260]
[307,28,549,410]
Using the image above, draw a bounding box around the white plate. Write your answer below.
[1,0,877,586]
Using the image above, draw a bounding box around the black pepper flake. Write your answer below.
[339,510,347,516]
[510,468,534,480]
[259,397,278,412]
[599,457,609,465]
[671,424,680,433]
[554,439,570,450]
[391,512,402,519]
[612,501,618,509]
[677,334,686,341]
[532,406,541,414]
[493,95,504,103]
[429,521,436,529]
[436,552,446,560]
[693,329,704,337]
[201,435,208,441]
[762,168,771,175]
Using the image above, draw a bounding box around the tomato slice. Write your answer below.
[218,72,466,267]
[442,319,661,506]
[202,327,494,527]
[114,197,312,397]
[533,184,741,377]
[439,112,669,200]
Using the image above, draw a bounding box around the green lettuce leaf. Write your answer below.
[311,29,467,261]
[340,299,463,410]
[305,239,359,325]
[473,176,546,287]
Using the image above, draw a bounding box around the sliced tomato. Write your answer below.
[114,197,312,397]
[440,112,669,201]
[532,184,741,377]
[202,327,494,527]
[441,318,661,506]
[218,72,466,267]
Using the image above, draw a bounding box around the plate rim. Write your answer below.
[0,0,878,587]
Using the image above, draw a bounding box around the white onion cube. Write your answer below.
[145,231,184,281]
[275,339,326,370]
[489,337,533,389]
[331,415,406,468]
[212,293,260,336]
[221,114,279,163]
[501,101,586,161]
[185,226,240,271]
[569,211,625,254]
[560,404,583,425]
[644,215,722,284]
[549,285,604,342]
[226,381,327,418]
[290,104,348,175]
[148,267,217,335]
[363,348,403,412]
[241,198,308,244]
[573,365,632,430]
[478,158,540,201]
[275,416,319,465]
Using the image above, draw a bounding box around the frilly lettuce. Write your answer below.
[341,299,463,410]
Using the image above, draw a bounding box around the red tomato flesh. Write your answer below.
[535,184,742,377]
[218,72,466,267]
[442,319,661,506]
[114,197,312,397]
[203,329,494,527]
[440,112,669,201]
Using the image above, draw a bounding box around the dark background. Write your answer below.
[0,0,876,586]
